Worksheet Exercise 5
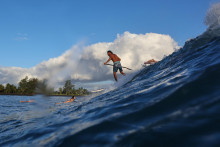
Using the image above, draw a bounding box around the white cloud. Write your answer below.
[205,2,220,27]
[14,33,29,41]
[0,32,179,87]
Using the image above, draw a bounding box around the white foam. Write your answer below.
[205,2,220,27]
[112,69,143,88]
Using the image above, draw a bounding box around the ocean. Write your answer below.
[1,24,220,147]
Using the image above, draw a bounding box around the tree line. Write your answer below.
[0,77,89,96]
[53,80,89,96]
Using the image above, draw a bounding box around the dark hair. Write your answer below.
[71,96,75,99]
[107,50,113,54]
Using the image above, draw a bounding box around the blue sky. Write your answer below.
[0,0,218,68]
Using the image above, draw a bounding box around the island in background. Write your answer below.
[0,76,89,96]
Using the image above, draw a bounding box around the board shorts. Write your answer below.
[113,61,123,72]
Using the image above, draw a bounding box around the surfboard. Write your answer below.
[91,89,105,93]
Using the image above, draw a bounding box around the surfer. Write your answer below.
[104,50,126,81]
[56,96,76,104]
[144,59,158,65]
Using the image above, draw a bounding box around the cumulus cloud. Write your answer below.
[205,2,220,27]
[0,32,179,88]
[77,32,179,82]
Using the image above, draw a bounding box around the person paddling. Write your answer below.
[56,96,76,104]
[144,59,158,65]
[20,100,34,103]
[104,50,126,81]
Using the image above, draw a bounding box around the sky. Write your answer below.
[0,0,218,68]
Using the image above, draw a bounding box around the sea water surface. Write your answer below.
[1,27,220,146]
[0,95,96,146]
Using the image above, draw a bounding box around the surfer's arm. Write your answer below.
[104,58,111,65]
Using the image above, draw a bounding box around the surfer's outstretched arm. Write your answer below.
[104,58,111,65]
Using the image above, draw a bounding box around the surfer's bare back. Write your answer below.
[104,50,126,81]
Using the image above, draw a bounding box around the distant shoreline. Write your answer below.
[0,93,88,97]
[46,94,88,97]
[0,93,34,96]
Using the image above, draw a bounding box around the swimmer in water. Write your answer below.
[144,59,158,65]
[56,96,76,104]
[20,100,35,103]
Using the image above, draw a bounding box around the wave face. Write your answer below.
[1,28,220,147]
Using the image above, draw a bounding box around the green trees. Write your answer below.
[4,83,17,94]
[0,78,89,96]
[28,78,38,94]
[10,84,17,94]
[74,87,89,95]
[5,84,10,94]
[0,76,42,95]
[0,84,4,92]
[18,76,38,95]
[59,88,62,95]
[57,80,89,95]
[18,76,28,94]
[63,80,74,95]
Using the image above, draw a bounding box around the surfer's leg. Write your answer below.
[119,67,125,76]
[120,71,126,76]
[113,72,118,81]
[113,64,118,81]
